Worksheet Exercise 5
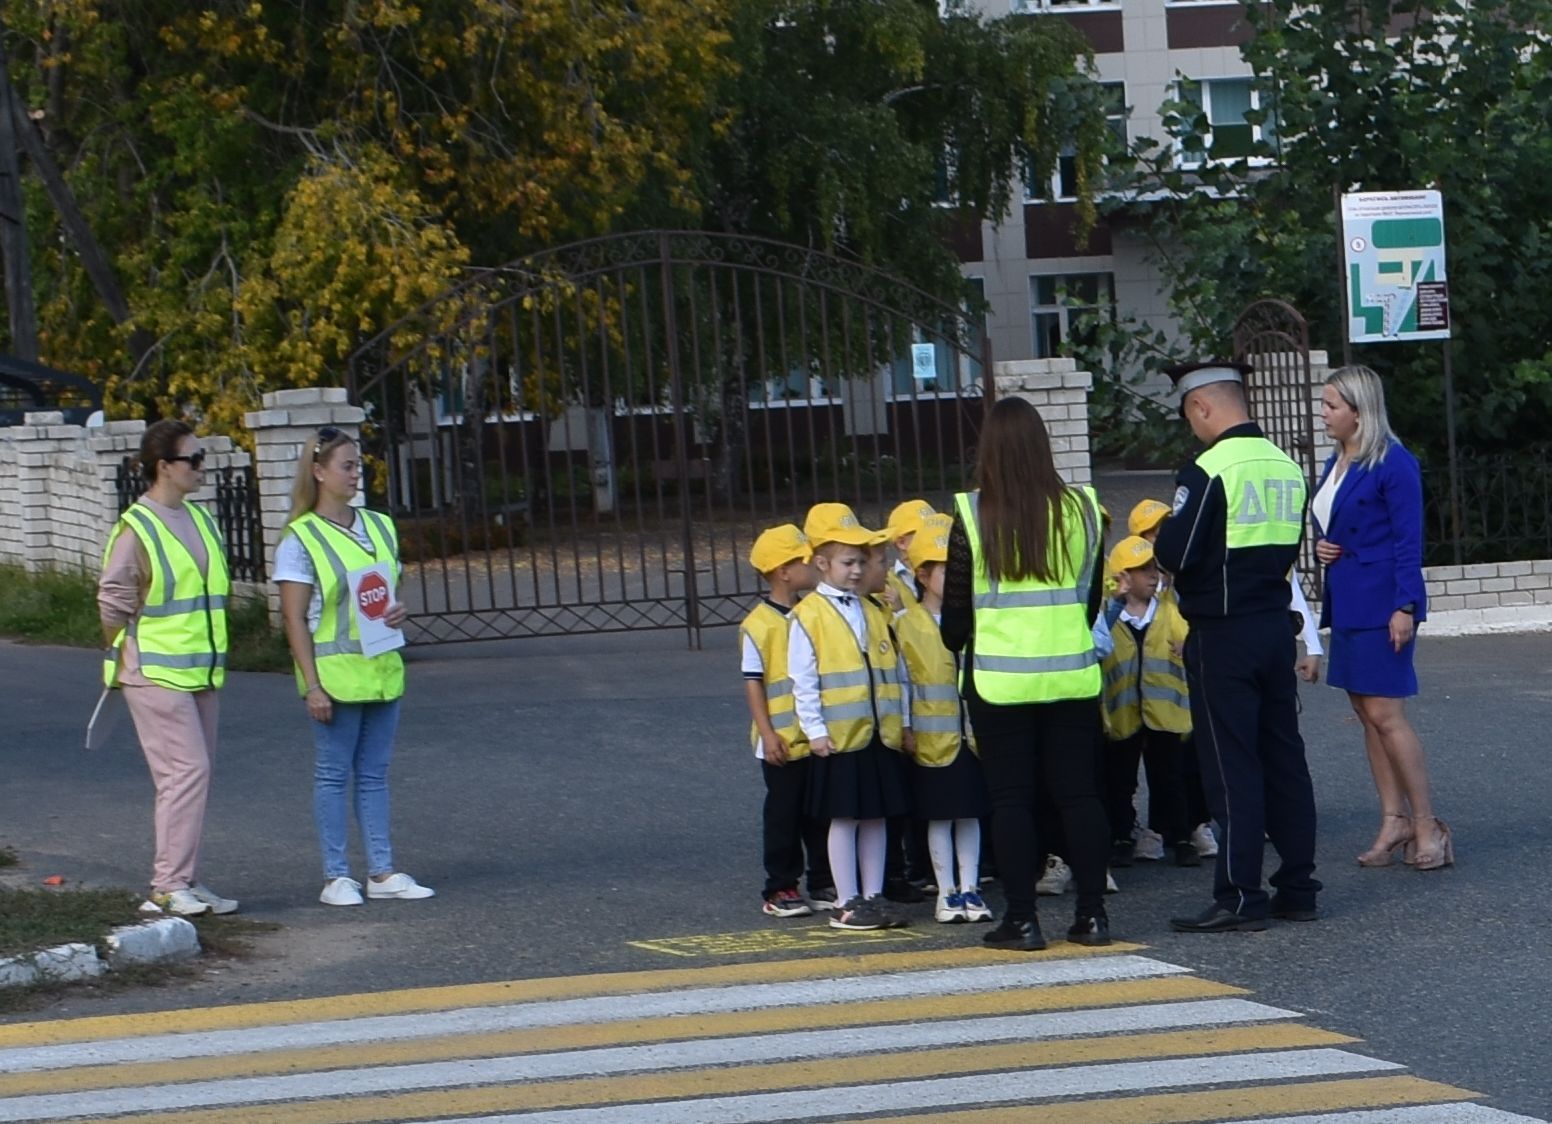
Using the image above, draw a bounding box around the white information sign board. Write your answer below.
[1341,190,1450,344]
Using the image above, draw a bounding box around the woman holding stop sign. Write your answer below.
[275,426,435,906]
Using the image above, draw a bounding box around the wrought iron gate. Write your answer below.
[1232,298,1321,597]
[347,231,990,647]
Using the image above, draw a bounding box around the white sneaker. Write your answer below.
[320,877,365,906]
[1105,871,1120,893]
[1036,856,1072,896]
[366,873,435,900]
[144,888,210,916]
[1192,822,1219,857]
[189,884,239,915]
[935,892,968,923]
[1133,829,1165,862]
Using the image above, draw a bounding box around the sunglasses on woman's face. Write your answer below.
[168,451,206,469]
[315,425,341,456]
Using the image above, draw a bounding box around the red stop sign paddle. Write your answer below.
[357,571,391,622]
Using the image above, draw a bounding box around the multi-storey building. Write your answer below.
[952,0,1265,374]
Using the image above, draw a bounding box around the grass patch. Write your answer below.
[0,887,144,960]
[0,563,291,673]
[190,914,282,958]
[0,846,17,869]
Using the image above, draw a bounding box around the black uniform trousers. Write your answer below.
[1182,611,1321,917]
[760,757,833,899]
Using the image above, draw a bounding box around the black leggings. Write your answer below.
[969,695,1109,920]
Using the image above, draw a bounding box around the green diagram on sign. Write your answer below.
[1341,191,1451,344]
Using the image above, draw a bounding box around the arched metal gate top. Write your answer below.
[346,230,991,647]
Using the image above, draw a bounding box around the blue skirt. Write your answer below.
[1327,626,1418,698]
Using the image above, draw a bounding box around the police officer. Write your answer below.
[1153,361,1322,932]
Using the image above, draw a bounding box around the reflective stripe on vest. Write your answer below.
[1196,436,1306,551]
[789,595,904,753]
[740,601,809,760]
[288,510,406,703]
[1101,597,1192,739]
[954,487,1102,704]
[893,603,975,767]
[101,503,230,691]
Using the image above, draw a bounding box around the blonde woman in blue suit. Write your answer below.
[1313,365,1451,871]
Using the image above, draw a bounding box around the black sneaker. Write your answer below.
[983,917,1047,951]
[1173,841,1203,868]
[1109,840,1135,869]
[871,897,912,929]
[882,878,926,904]
[1067,912,1112,946]
[829,896,889,931]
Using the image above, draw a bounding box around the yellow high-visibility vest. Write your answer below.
[740,600,809,760]
[953,487,1102,704]
[893,602,975,767]
[1102,596,1192,740]
[286,510,406,703]
[102,502,229,691]
[790,594,904,752]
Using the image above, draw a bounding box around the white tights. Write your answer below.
[927,818,982,894]
[828,817,887,903]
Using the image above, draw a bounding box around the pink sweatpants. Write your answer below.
[123,684,220,893]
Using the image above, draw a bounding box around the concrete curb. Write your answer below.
[0,917,200,990]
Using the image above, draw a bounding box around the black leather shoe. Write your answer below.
[1169,904,1268,933]
[1268,896,1320,922]
[1173,841,1203,868]
[1067,913,1112,946]
[1109,840,1135,869]
[882,879,926,904]
[983,917,1047,951]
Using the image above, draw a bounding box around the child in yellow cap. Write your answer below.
[1097,535,1197,869]
[883,499,937,611]
[741,524,834,918]
[789,503,915,931]
[893,514,995,924]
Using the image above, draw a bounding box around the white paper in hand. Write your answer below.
[85,688,125,751]
[348,563,406,659]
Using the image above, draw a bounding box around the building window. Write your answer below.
[1030,273,1114,358]
[1011,0,1122,11]
[1176,76,1278,166]
[1025,83,1127,202]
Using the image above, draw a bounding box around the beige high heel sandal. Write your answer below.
[1357,813,1414,868]
[1412,816,1454,871]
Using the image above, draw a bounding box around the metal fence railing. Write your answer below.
[1421,444,1552,566]
[115,456,268,582]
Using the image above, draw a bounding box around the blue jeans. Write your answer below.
[312,700,400,880]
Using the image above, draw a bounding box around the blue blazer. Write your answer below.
[1312,438,1427,629]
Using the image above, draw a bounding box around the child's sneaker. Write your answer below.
[762,888,813,918]
[961,889,994,922]
[806,887,841,911]
[829,896,890,931]
[1036,856,1072,896]
[1192,822,1220,857]
[188,883,239,915]
[1105,870,1120,893]
[935,891,968,923]
[145,889,210,917]
[1133,829,1165,862]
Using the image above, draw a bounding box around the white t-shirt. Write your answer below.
[273,511,387,633]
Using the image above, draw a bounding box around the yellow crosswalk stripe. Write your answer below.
[865,1076,1480,1123]
[0,974,1241,1098]
[0,942,1139,1049]
[71,1024,1354,1124]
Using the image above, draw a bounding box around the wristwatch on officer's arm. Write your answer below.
[1397,603,1416,615]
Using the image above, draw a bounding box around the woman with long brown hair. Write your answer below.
[941,396,1111,950]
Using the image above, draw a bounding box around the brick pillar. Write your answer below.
[991,358,1093,486]
[1308,349,1335,470]
[243,388,364,613]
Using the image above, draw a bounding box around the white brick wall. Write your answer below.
[1416,559,1552,635]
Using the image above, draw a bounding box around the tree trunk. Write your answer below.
[0,39,37,361]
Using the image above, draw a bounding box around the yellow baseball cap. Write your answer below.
[1107,535,1156,577]
[803,502,886,548]
[906,513,953,572]
[1128,499,1172,536]
[749,524,812,573]
[886,498,937,539]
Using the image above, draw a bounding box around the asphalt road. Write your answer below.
[1,628,1549,1118]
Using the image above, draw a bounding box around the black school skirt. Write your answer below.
[806,735,913,821]
[911,747,991,821]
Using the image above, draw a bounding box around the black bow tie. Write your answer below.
[834,594,855,605]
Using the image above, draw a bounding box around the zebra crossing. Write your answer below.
[0,943,1538,1123]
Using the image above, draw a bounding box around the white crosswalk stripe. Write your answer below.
[0,944,1538,1123]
